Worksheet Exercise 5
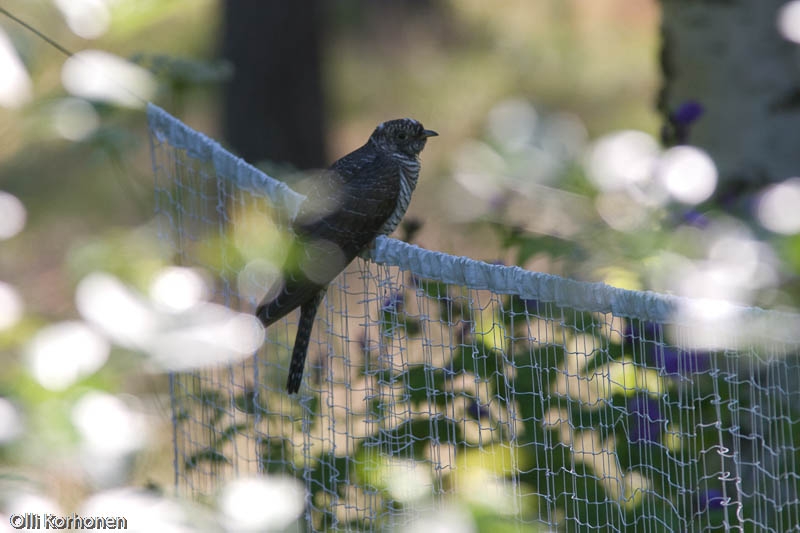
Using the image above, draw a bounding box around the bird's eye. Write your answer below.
[397,132,408,141]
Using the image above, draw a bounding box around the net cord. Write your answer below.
[147,102,800,344]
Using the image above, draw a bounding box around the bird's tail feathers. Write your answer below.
[286,291,324,394]
[256,278,316,328]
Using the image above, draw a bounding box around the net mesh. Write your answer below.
[149,104,800,532]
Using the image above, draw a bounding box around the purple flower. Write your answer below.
[663,100,705,146]
[382,291,404,312]
[697,488,726,512]
[488,193,510,213]
[358,333,372,355]
[671,100,704,126]
[681,209,711,229]
[467,399,491,420]
[623,322,712,376]
[627,394,664,444]
[454,320,472,344]
[652,347,711,376]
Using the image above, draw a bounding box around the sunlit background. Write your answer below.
[2,0,800,531]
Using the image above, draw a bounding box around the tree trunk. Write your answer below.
[220,0,326,170]
[659,0,800,202]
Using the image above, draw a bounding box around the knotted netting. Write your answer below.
[148,104,800,532]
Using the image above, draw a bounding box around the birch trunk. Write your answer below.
[659,0,800,199]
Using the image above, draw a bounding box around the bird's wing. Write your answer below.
[256,146,400,327]
[295,146,401,258]
[255,263,326,328]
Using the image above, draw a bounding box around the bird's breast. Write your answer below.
[379,163,420,236]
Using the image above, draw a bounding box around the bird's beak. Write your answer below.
[422,129,438,138]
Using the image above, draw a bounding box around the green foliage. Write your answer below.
[203,272,800,530]
[492,223,581,266]
[130,54,232,113]
[233,387,263,415]
[6,2,800,529]
[67,227,167,290]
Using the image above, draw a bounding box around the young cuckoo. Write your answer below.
[256,118,437,393]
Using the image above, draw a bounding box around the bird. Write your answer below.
[256,118,437,393]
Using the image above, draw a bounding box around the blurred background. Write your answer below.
[2,0,800,530]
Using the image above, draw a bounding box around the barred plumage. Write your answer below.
[379,165,417,236]
[256,118,437,393]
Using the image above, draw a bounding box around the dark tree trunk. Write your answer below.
[221,0,326,170]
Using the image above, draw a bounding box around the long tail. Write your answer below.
[286,290,324,394]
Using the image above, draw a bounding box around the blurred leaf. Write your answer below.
[184,448,230,470]
[131,54,232,86]
[474,305,506,354]
[404,365,444,403]
[417,278,450,301]
[776,233,800,275]
[451,344,500,377]
[260,438,297,475]
[233,388,262,414]
[67,228,167,291]
[489,221,580,266]
[218,423,247,442]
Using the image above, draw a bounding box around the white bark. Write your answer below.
[660,0,800,187]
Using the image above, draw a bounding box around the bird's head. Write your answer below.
[369,118,438,160]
